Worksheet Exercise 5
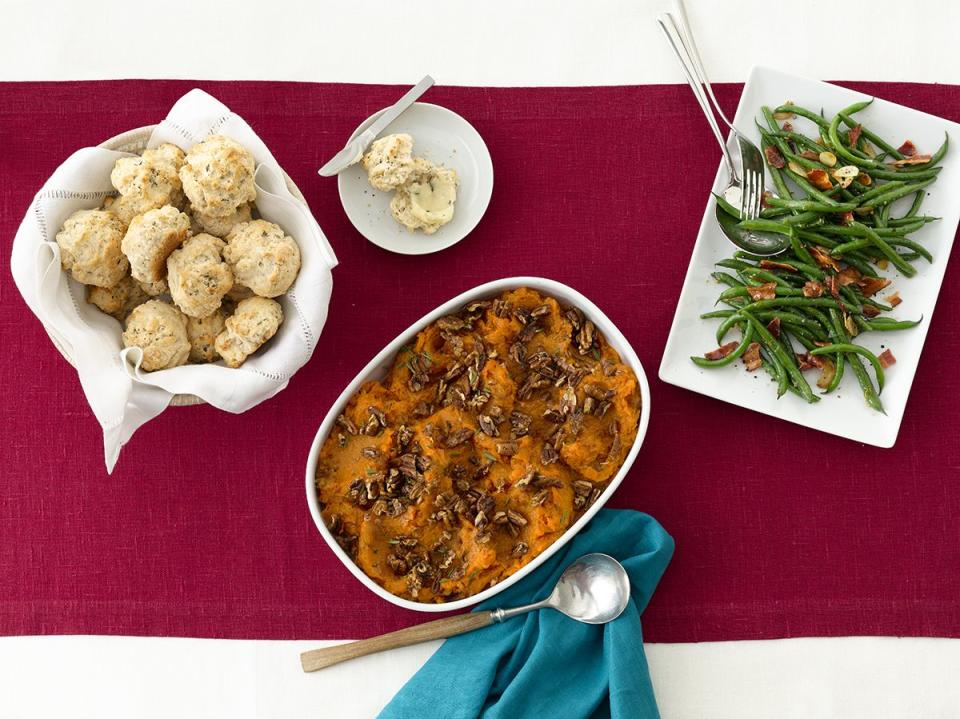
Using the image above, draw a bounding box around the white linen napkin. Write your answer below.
[10,89,338,473]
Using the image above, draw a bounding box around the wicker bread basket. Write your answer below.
[45,125,309,407]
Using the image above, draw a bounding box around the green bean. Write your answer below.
[775,103,829,129]
[828,101,884,169]
[864,165,942,182]
[904,188,926,218]
[758,344,790,398]
[809,343,886,392]
[720,285,804,302]
[828,309,884,412]
[861,317,922,331]
[692,324,756,368]
[850,222,917,276]
[740,267,794,288]
[766,197,857,212]
[741,310,819,403]
[887,215,937,227]
[700,310,735,320]
[854,180,906,205]
[712,271,746,288]
[737,219,796,236]
[859,178,936,209]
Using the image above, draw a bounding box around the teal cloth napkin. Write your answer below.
[378,509,674,719]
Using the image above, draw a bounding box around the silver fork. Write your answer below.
[658,8,764,221]
[658,7,787,254]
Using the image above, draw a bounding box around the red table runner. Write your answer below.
[1,80,959,642]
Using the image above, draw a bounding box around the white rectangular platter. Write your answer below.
[659,66,960,447]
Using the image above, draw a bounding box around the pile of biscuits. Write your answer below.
[54,134,301,371]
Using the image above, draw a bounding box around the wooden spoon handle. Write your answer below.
[300,610,495,672]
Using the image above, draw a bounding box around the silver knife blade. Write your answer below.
[318,74,435,177]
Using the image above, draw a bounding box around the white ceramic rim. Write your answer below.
[336,101,494,256]
[304,276,651,613]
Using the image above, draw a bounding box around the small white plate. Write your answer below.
[337,102,493,255]
[659,66,960,448]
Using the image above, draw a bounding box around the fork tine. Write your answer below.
[753,172,763,219]
[739,169,751,220]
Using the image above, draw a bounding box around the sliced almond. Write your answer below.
[862,142,876,158]
[787,160,806,176]
[831,165,859,188]
[857,173,873,186]
[818,151,838,167]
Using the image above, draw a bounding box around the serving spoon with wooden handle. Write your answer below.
[300,553,630,673]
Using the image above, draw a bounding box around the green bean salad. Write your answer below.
[694,100,948,412]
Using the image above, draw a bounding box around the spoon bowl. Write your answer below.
[715,189,791,256]
[545,553,631,624]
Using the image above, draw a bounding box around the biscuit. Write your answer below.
[87,274,150,321]
[186,309,227,363]
[191,202,253,237]
[214,296,282,368]
[179,134,257,217]
[389,159,458,235]
[166,233,233,318]
[121,299,190,371]
[121,205,190,283]
[55,209,129,288]
[139,277,169,297]
[110,143,186,216]
[223,220,301,298]
[362,133,415,191]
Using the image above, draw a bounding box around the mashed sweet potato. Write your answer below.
[314,288,641,602]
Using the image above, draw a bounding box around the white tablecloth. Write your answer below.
[2,0,958,716]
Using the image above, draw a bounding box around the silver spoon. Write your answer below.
[657,10,789,256]
[300,553,631,673]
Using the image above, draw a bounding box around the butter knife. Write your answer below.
[318,74,435,177]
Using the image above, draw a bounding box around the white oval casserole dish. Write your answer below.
[304,276,651,612]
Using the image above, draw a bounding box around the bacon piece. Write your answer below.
[878,349,897,368]
[782,121,794,133]
[806,168,832,190]
[837,266,862,287]
[862,305,881,318]
[837,211,855,225]
[803,280,825,298]
[800,150,819,160]
[796,353,815,370]
[764,145,786,169]
[767,317,781,338]
[759,260,797,272]
[857,276,892,297]
[761,191,773,209]
[885,291,902,307]
[890,155,932,166]
[746,282,778,301]
[811,246,840,271]
[897,140,917,157]
[704,341,739,361]
[743,342,763,371]
[848,124,863,147]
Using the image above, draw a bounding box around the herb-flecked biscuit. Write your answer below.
[166,233,233,318]
[87,274,150,321]
[214,296,282,368]
[179,134,257,217]
[186,309,227,363]
[110,143,185,216]
[55,209,129,288]
[121,299,190,371]
[223,220,301,298]
[121,205,190,283]
[362,133,415,191]
[191,202,253,238]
